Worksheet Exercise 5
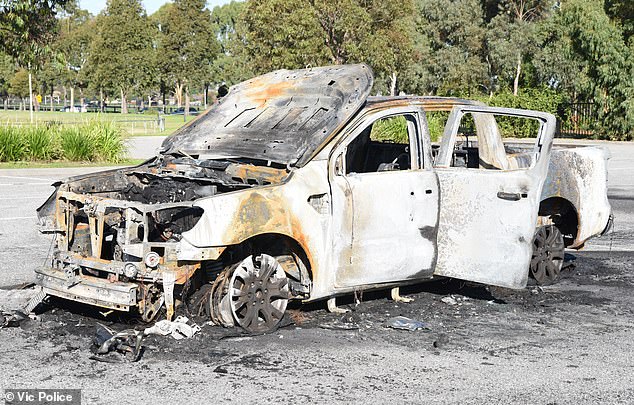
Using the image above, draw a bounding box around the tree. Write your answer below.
[240,0,417,94]
[240,0,328,73]
[55,6,95,109]
[0,51,14,99]
[150,3,173,108]
[9,68,34,102]
[87,0,156,114]
[209,1,253,93]
[605,0,634,44]
[309,0,418,95]
[415,0,489,96]
[157,0,218,115]
[536,0,633,138]
[486,0,552,96]
[0,0,70,120]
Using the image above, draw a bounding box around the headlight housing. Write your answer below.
[148,207,204,242]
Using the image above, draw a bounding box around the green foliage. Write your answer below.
[240,0,418,94]
[537,0,634,139]
[0,121,126,162]
[0,52,15,97]
[240,0,329,72]
[370,116,409,144]
[25,126,56,159]
[54,7,96,92]
[485,88,564,114]
[486,2,544,95]
[1,0,632,140]
[157,0,218,105]
[59,126,92,160]
[9,68,33,98]
[414,0,488,96]
[426,112,448,142]
[0,0,69,69]
[87,121,126,162]
[605,0,634,43]
[482,88,564,138]
[0,126,28,160]
[209,1,253,86]
[87,0,156,112]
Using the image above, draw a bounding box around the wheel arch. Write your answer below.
[215,232,313,281]
[538,196,579,247]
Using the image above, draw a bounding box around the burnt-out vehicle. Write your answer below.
[35,65,612,332]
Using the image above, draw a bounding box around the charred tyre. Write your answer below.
[529,225,565,285]
[208,254,289,333]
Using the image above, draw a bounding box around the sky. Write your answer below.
[80,0,231,16]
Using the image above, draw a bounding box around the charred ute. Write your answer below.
[35,64,612,332]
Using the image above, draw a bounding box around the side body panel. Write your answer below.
[433,168,542,288]
[333,170,439,287]
[181,159,335,299]
[329,106,440,289]
[541,146,611,247]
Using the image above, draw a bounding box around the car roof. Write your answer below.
[366,96,484,111]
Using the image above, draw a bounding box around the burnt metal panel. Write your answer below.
[432,106,557,289]
[161,64,374,167]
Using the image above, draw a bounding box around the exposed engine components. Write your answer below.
[138,284,164,323]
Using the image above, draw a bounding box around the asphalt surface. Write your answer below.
[0,139,632,404]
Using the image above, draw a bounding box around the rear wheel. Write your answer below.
[529,225,565,285]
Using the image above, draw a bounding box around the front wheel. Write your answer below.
[529,225,565,285]
[209,254,289,333]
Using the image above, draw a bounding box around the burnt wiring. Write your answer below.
[180,265,193,317]
[609,216,616,253]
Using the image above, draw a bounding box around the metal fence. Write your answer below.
[0,117,165,134]
[556,102,596,138]
[1,101,198,115]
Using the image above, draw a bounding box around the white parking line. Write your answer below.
[0,182,53,186]
[0,216,37,221]
[0,175,55,181]
[0,196,44,200]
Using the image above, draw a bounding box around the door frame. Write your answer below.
[327,106,440,290]
[432,105,557,288]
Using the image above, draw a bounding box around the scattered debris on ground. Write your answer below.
[319,312,361,330]
[90,324,144,363]
[385,316,431,331]
[144,316,201,340]
[440,296,458,305]
[0,309,29,328]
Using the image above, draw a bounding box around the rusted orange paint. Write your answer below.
[226,164,289,185]
[242,78,298,105]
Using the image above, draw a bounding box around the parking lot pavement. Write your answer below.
[127,136,165,159]
[0,168,120,288]
[0,141,633,404]
[584,141,634,252]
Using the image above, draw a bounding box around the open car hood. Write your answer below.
[161,64,374,167]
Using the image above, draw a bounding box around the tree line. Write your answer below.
[0,0,632,138]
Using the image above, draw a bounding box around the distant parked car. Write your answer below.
[170,107,199,115]
[61,105,87,113]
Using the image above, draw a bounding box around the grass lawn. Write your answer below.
[0,110,196,137]
[0,158,146,169]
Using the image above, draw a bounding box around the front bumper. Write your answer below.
[35,267,137,311]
